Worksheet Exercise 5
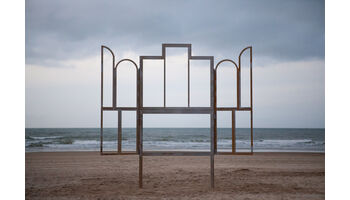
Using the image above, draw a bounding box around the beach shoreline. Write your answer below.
[26,152,324,199]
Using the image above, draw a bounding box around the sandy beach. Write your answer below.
[26,152,324,200]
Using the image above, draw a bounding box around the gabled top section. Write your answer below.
[162,43,192,59]
[140,43,213,61]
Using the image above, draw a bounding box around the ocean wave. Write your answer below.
[259,139,311,144]
[73,140,100,145]
[58,138,74,144]
[28,142,44,147]
[26,138,74,146]
[25,136,34,140]
[30,136,63,140]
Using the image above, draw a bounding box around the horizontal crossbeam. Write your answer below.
[143,151,210,156]
[142,107,213,114]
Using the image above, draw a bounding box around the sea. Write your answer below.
[25,128,325,152]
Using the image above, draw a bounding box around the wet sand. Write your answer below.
[26,152,324,199]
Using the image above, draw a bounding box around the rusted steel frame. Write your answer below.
[143,151,210,156]
[232,111,236,153]
[118,111,122,152]
[239,46,253,154]
[100,44,254,188]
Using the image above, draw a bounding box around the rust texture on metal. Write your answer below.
[100,44,253,188]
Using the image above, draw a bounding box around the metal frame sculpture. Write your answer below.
[100,43,253,188]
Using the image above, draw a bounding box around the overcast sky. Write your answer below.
[25,0,325,128]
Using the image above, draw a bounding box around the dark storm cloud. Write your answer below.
[26,0,324,66]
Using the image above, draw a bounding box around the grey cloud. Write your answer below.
[26,0,324,66]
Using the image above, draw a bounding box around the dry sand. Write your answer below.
[26,152,324,200]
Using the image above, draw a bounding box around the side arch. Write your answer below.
[100,45,116,153]
[238,46,253,153]
[238,46,252,108]
[101,46,116,107]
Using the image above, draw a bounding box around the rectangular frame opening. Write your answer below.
[235,111,252,153]
[142,114,211,152]
[165,48,188,107]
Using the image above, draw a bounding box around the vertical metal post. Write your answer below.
[118,110,122,153]
[163,49,166,107]
[137,68,140,154]
[210,57,215,188]
[237,67,241,109]
[187,49,190,107]
[100,46,104,154]
[250,47,253,154]
[214,69,217,153]
[210,114,215,188]
[232,111,236,154]
[136,63,142,186]
[139,113,143,188]
[139,152,143,188]
[113,55,116,108]
[139,57,144,188]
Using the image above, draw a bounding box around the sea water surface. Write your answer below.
[25,128,324,152]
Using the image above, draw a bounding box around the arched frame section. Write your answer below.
[214,59,239,154]
[238,46,253,153]
[101,45,116,107]
[100,45,115,154]
[214,59,240,108]
[114,58,138,154]
[238,46,253,108]
[114,59,139,108]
